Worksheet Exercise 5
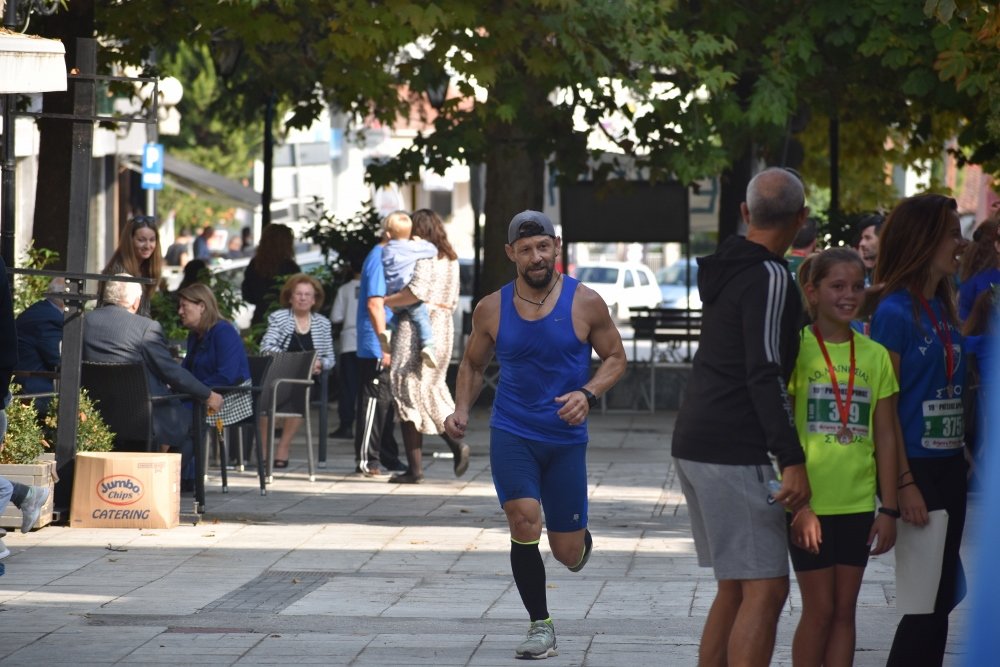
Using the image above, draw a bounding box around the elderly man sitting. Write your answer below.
[82,275,222,490]
[14,277,65,416]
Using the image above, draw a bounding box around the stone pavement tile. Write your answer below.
[351,633,480,666]
[0,632,49,657]
[587,635,700,666]
[481,580,604,621]
[588,581,698,618]
[0,625,165,663]
[281,576,416,616]
[236,633,370,664]
[123,631,264,663]
[382,576,519,619]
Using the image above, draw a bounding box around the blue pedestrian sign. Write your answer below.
[141,143,164,190]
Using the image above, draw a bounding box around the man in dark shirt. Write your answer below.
[671,167,811,667]
[14,278,65,415]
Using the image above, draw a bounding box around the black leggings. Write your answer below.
[887,454,968,667]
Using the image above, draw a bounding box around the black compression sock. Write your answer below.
[510,539,549,622]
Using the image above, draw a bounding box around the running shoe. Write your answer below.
[0,538,9,560]
[20,485,50,533]
[515,618,557,659]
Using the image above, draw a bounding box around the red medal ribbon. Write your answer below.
[813,326,856,433]
[916,295,954,397]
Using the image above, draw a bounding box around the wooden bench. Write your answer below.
[630,307,702,363]
[629,307,702,412]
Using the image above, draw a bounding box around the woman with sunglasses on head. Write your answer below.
[867,194,969,666]
[98,216,163,318]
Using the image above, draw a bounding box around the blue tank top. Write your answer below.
[490,275,592,444]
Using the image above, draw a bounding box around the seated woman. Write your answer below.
[259,273,335,468]
[177,284,251,465]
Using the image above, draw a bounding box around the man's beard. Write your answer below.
[521,263,554,289]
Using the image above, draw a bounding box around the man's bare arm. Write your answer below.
[444,293,499,439]
[555,286,627,425]
[580,288,627,396]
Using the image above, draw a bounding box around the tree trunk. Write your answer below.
[480,123,545,299]
[32,0,95,270]
[717,147,753,246]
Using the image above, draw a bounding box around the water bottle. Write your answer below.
[766,479,782,505]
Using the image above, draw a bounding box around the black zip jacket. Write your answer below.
[671,235,805,469]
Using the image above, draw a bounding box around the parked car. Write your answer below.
[574,261,661,320]
[656,258,701,310]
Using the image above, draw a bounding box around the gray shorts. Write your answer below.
[674,458,789,581]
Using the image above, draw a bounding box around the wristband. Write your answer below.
[877,507,901,518]
[579,388,599,409]
[898,469,911,480]
[897,481,915,490]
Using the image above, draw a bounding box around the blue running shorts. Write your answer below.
[490,427,588,533]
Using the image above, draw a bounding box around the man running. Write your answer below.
[445,210,626,659]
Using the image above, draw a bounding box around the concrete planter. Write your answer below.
[0,453,56,530]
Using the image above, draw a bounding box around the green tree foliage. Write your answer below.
[13,244,59,317]
[154,42,263,234]
[91,1,1000,285]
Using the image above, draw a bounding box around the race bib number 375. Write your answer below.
[921,399,964,450]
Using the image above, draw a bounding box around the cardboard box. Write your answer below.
[70,452,180,529]
[0,454,56,530]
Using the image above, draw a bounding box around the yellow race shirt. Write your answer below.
[788,327,899,515]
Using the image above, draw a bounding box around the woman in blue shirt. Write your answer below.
[178,283,251,416]
[958,217,1000,322]
[868,194,969,666]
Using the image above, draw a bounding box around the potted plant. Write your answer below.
[0,387,116,530]
[0,387,55,529]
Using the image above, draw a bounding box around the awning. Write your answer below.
[124,153,261,209]
[0,28,66,93]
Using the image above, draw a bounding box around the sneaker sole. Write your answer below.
[515,648,558,659]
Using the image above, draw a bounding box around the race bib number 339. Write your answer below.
[805,384,872,439]
[921,399,964,450]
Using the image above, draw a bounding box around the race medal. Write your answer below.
[813,325,857,445]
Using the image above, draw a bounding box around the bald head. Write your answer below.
[745,168,806,230]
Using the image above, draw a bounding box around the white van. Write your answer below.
[574,261,661,321]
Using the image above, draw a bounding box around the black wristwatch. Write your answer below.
[877,506,901,519]
[579,388,599,409]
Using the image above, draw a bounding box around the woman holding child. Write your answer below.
[383,209,470,483]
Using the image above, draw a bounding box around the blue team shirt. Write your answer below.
[958,267,1000,321]
[356,245,394,360]
[490,276,592,444]
[870,289,966,459]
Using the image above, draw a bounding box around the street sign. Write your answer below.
[141,143,164,190]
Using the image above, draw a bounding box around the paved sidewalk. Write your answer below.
[0,408,968,665]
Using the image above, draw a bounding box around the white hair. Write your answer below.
[104,273,142,307]
[745,168,805,229]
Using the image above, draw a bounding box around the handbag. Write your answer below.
[206,378,254,426]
